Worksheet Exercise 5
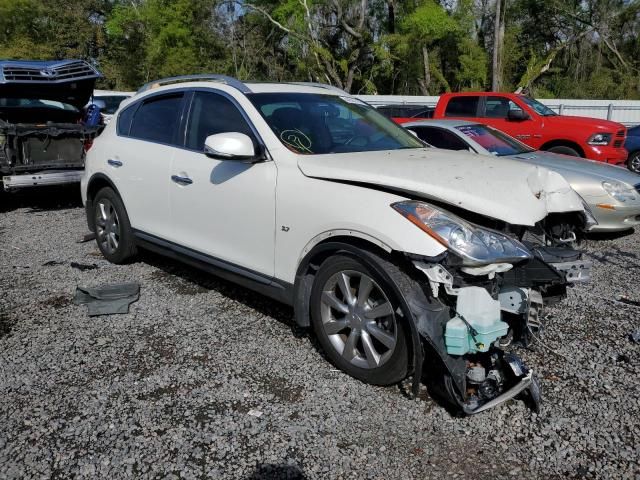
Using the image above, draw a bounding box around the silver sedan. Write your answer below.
[403,119,640,232]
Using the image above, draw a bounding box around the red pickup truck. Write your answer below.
[400,92,628,165]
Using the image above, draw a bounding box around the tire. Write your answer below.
[628,150,640,174]
[310,253,410,386]
[93,187,137,264]
[546,145,581,157]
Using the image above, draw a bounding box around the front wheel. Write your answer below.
[93,187,137,264]
[546,145,581,157]
[628,151,640,174]
[310,254,410,386]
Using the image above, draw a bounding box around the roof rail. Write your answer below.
[287,82,349,95]
[137,74,252,94]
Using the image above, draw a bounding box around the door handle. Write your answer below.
[171,175,193,185]
[107,159,123,167]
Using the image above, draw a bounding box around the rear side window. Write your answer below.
[116,105,136,136]
[410,126,469,151]
[129,94,184,145]
[444,97,479,117]
[185,91,255,151]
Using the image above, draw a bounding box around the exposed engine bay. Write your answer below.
[407,236,590,414]
[0,59,102,190]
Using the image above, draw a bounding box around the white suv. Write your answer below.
[81,75,592,414]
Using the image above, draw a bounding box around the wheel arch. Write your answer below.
[540,139,585,157]
[293,236,462,400]
[292,236,406,328]
[85,173,122,232]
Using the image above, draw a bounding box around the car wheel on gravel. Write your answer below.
[310,254,410,386]
[628,151,640,174]
[546,145,581,157]
[93,187,137,264]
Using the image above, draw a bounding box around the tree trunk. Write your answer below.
[419,46,431,95]
[491,0,502,91]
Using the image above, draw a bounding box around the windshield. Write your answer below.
[456,124,534,156]
[0,98,77,111]
[248,93,424,154]
[519,96,557,116]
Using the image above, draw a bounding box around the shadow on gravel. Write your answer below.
[246,464,306,479]
[0,311,16,339]
[0,184,82,213]
[585,228,635,242]
[138,249,299,334]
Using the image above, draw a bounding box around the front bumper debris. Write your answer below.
[463,370,540,415]
[550,259,592,284]
[2,169,83,189]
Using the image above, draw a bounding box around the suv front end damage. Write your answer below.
[394,201,590,414]
[0,60,101,190]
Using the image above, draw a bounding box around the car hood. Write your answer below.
[0,60,101,110]
[507,151,640,185]
[542,115,625,133]
[297,148,585,226]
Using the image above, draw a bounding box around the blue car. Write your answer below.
[625,125,640,173]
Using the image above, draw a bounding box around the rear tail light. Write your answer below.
[84,139,94,151]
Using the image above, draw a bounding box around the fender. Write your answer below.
[84,172,122,232]
[297,229,394,268]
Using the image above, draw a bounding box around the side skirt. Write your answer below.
[132,230,294,306]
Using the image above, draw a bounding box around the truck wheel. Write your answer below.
[310,253,410,386]
[628,151,640,174]
[546,145,581,157]
[93,187,137,264]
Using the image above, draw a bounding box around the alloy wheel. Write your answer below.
[320,270,397,369]
[95,198,121,255]
[629,152,640,174]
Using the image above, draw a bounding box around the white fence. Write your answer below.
[356,95,640,126]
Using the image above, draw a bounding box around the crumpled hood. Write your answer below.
[298,148,585,226]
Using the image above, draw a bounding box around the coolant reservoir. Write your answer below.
[445,287,509,356]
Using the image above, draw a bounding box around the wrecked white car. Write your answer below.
[82,77,593,414]
[0,59,102,190]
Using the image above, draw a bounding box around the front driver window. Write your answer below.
[410,127,469,151]
[185,91,255,151]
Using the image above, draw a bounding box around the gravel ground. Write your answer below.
[1,186,639,479]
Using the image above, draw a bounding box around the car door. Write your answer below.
[169,90,277,277]
[480,96,543,148]
[110,92,186,238]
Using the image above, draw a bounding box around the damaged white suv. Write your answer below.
[81,76,593,414]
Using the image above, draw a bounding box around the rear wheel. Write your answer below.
[93,187,137,264]
[546,145,581,157]
[310,254,410,385]
[628,151,640,174]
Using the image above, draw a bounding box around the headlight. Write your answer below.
[587,133,612,146]
[391,201,532,266]
[602,181,637,203]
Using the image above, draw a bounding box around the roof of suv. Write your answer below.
[135,75,346,97]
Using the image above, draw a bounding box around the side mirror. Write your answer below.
[507,109,529,121]
[204,132,257,161]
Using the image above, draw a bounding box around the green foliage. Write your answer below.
[0,0,637,97]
